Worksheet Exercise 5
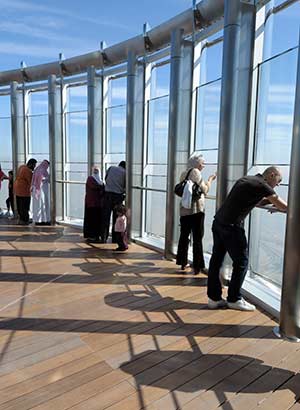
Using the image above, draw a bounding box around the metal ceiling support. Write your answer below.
[217,0,256,208]
[48,74,60,225]
[87,66,103,174]
[0,0,225,86]
[165,28,194,259]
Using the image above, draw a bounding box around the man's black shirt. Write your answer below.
[215,174,276,225]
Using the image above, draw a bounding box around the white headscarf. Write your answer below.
[91,166,103,185]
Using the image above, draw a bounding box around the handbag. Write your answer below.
[192,182,203,201]
[174,169,193,197]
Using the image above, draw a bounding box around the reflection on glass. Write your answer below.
[28,115,49,160]
[67,86,87,112]
[203,198,215,254]
[66,111,88,163]
[0,96,12,211]
[108,77,127,107]
[0,95,11,118]
[264,3,300,59]
[200,40,223,84]
[255,49,297,165]
[66,183,85,220]
[151,63,170,99]
[147,96,169,165]
[248,173,288,286]
[0,118,12,162]
[249,209,286,287]
[106,106,126,154]
[195,80,221,151]
[29,91,48,115]
[145,190,166,239]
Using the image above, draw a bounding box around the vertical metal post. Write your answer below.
[87,66,103,174]
[165,28,194,259]
[165,29,183,260]
[275,34,300,342]
[11,82,21,178]
[216,0,256,208]
[48,75,57,225]
[11,80,26,217]
[126,51,136,240]
[87,67,95,174]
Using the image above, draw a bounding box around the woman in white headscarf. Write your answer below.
[31,159,50,225]
[83,166,105,243]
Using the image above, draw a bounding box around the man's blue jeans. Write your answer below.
[207,219,249,303]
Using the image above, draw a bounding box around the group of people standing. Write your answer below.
[0,158,51,225]
[176,154,287,312]
[83,161,128,251]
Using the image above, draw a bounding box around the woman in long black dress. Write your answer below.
[83,167,105,242]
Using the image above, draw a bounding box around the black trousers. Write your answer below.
[16,196,31,223]
[176,211,205,271]
[102,192,125,242]
[115,231,128,250]
[207,219,249,303]
[6,194,14,213]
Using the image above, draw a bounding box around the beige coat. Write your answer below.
[179,168,209,217]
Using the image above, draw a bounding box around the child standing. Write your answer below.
[6,171,14,217]
[114,204,128,251]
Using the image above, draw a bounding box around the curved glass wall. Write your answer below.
[0,95,12,212]
[248,1,299,287]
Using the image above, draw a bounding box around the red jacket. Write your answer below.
[85,176,104,208]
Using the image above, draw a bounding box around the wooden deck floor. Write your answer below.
[0,219,299,409]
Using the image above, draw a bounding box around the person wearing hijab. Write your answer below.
[0,164,8,216]
[83,166,105,243]
[14,158,37,225]
[31,159,50,225]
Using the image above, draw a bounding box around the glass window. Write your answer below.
[147,96,169,165]
[264,3,300,59]
[255,49,297,165]
[151,63,170,99]
[249,180,288,287]
[108,77,127,107]
[67,86,87,112]
[0,96,12,211]
[27,91,49,161]
[106,106,126,154]
[65,111,88,163]
[0,95,11,118]
[195,80,221,153]
[200,39,223,84]
[29,91,48,115]
[28,115,49,159]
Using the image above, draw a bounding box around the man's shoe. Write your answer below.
[180,264,190,271]
[227,298,256,311]
[208,297,227,309]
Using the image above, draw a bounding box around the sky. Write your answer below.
[0,0,191,71]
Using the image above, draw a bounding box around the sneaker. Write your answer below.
[180,264,190,271]
[227,298,256,311]
[208,297,227,309]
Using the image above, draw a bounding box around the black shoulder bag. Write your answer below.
[174,169,193,197]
